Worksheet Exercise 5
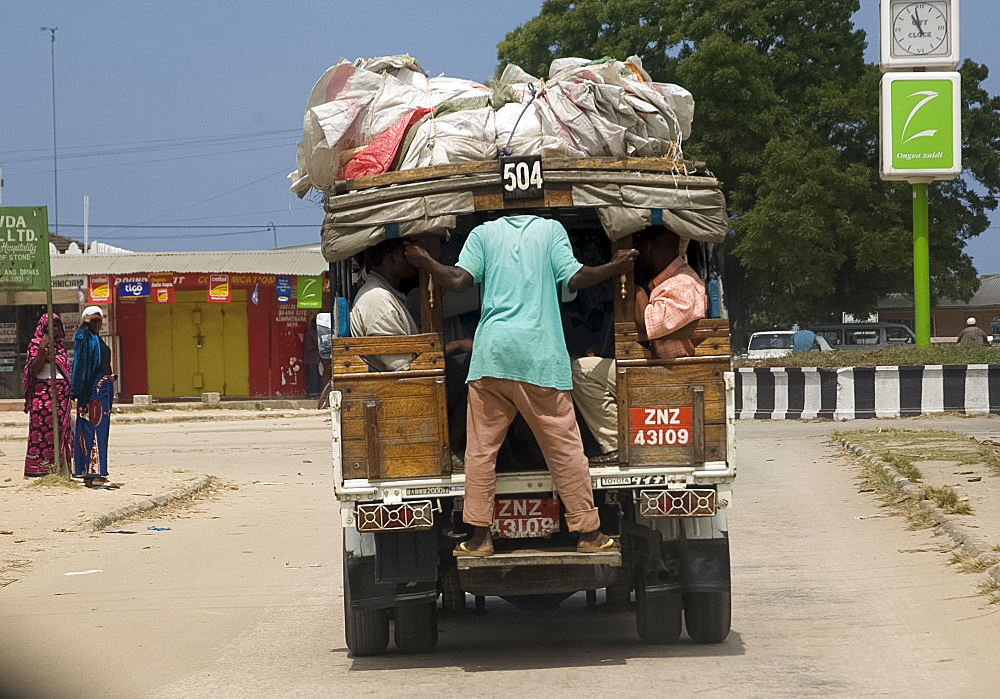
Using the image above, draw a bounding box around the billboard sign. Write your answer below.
[207,274,231,303]
[276,275,292,305]
[297,275,322,309]
[150,273,175,303]
[880,71,962,180]
[88,275,113,304]
[118,276,150,298]
[0,207,50,291]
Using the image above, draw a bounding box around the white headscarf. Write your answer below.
[81,306,105,321]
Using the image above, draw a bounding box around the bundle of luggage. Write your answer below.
[289,54,696,197]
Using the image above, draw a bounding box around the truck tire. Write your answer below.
[683,591,731,643]
[344,596,390,657]
[393,601,438,654]
[635,577,682,644]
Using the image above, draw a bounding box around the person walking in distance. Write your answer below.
[404,215,637,556]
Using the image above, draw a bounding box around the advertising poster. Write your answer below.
[118,276,150,298]
[207,274,231,303]
[88,275,113,304]
[150,273,175,303]
[275,275,292,305]
[296,275,322,309]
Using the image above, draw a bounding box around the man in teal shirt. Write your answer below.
[405,215,636,556]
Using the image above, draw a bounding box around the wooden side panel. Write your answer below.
[338,374,450,480]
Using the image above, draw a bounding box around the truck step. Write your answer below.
[455,548,621,570]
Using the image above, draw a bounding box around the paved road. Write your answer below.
[2,415,999,696]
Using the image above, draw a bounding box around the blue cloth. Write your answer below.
[792,329,817,353]
[70,326,101,400]
[73,375,113,478]
[456,215,583,390]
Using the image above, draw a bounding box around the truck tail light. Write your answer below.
[356,501,434,532]
[639,489,716,518]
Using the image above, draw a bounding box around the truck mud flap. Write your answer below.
[344,529,437,612]
[679,535,730,593]
[621,520,730,594]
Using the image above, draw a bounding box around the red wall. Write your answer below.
[115,297,148,397]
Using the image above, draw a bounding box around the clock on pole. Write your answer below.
[880,0,959,71]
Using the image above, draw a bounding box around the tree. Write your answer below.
[497,0,1000,342]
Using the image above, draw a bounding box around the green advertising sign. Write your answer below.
[0,206,51,291]
[296,274,322,309]
[880,72,961,180]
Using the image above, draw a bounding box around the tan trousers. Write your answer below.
[463,377,601,533]
[570,357,618,453]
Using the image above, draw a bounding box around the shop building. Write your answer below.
[0,245,329,401]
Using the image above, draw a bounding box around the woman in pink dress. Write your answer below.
[22,313,73,477]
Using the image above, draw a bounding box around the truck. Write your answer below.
[317,154,735,656]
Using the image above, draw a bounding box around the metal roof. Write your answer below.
[878,274,1000,309]
[50,246,327,277]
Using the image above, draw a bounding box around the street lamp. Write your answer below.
[41,26,58,237]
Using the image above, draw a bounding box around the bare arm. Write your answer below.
[403,242,474,292]
[29,335,49,374]
[568,249,638,289]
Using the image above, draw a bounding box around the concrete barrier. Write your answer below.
[734,365,1000,420]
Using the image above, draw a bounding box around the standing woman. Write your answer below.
[22,313,73,477]
[71,306,115,486]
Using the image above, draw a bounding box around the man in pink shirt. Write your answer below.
[571,227,706,464]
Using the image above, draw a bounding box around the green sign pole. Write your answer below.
[911,182,931,347]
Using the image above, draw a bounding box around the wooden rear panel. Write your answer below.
[617,358,729,466]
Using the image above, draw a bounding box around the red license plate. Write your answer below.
[491,497,560,539]
[629,407,692,447]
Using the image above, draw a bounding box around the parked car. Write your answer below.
[809,323,915,351]
[746,330,833,359]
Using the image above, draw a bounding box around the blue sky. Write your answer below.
[2,1,998,270]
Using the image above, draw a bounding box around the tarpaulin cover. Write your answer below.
[291,54,695,197]
[319,183,728,263]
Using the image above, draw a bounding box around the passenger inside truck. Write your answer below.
[332,214,721,477]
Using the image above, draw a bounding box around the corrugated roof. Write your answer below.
[878,275,1000,309]
[50,246,327,277]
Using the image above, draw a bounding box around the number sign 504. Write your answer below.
[500,155,544,201]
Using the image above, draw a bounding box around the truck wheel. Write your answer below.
[683,591,731,643]
[393,601,438,654]
[635,577,682,644]
[344,596,390,657]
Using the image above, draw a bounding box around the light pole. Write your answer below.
[267,221,277,248]
[41,26,58,238]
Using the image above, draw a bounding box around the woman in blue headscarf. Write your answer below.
[71,306,115,486]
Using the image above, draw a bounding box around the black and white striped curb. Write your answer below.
[735,365,1000,420]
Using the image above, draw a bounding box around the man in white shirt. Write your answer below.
[349,238,421,371]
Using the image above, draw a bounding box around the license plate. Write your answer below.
[629,407,692,447]
[491,497,560,538]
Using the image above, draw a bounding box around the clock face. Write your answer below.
[892,2,949,56]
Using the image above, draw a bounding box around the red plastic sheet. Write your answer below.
[344,107,433,178]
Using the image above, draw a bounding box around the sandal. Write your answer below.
[453,541,493,558]
[577,537,621,554]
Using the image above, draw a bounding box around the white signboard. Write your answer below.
[0,322,15,344]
